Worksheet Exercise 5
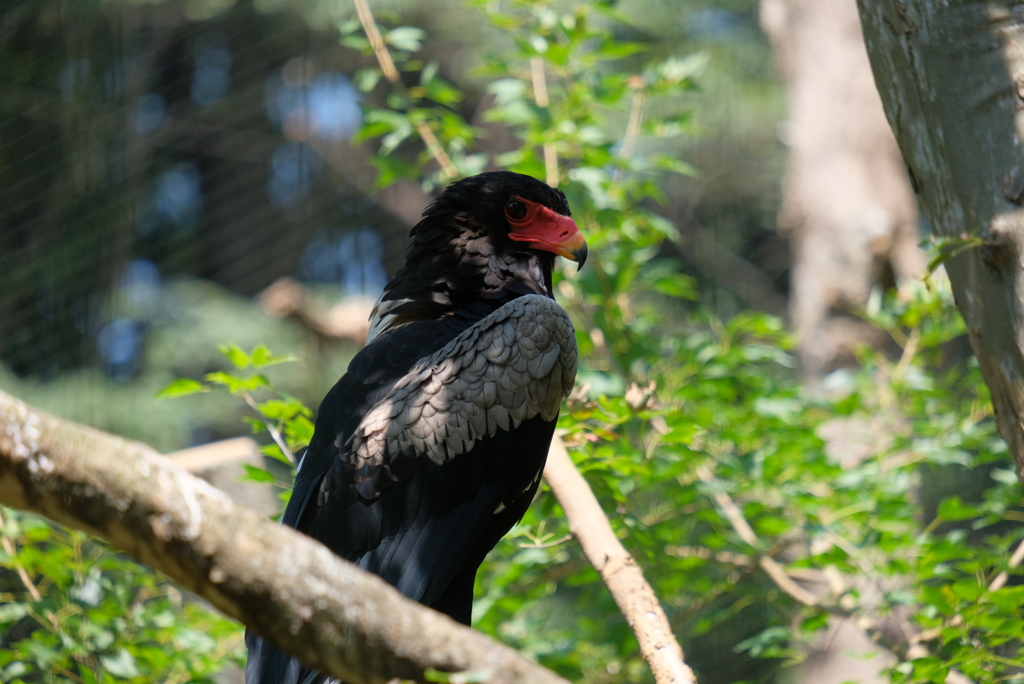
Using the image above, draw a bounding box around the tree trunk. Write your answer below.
[761,0,926,385]
[857,0,1024,479]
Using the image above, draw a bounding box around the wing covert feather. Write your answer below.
[347,294,577,472]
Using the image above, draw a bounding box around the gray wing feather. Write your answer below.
[347,295,577,468]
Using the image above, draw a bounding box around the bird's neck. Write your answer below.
[366,237,554,342]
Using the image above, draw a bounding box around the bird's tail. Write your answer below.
[245,630,337,684]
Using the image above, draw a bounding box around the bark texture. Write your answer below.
[857,0,1024,479]
[0,389,568,684]
[761,0,926,383]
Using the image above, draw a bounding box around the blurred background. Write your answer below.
[0,0,797,451]
[2,1,972,683]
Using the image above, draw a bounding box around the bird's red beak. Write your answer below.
[507,200,588,270]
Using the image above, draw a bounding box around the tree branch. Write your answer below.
[988,536,1024,593]
[530,56,559,187]
[696,463,979,684]
[0,509,43,601]
[351,0,458,180]
[695,465,819,606]
[544,438,696,684]
[0,389,568,684]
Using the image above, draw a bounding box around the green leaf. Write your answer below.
[99,648,139,679]
[371,154,419,189]
[753,397,802,422]
[989,585,1024,612]
[204,372,268,394]
[734,626,791,657]
[354,119,396,143]
[219,343,251,370]
[654,53,708,85]
[257,399,308,421]
[593,2,635,25]
[155,378,207,399]
[486,78,527,103]
[204,371,240,388]
[0,603,28,624]
[386,26,426,52]
[1,662,27,680]
[250,345,298,369]
[594,40,646,60]
[937,496,981,522]
[260,443,293,466]
[240,465,276,484]
[337,18,361,36]
[242,416,268,434]
[649,274,696,299]
[650,153,698,177]
[354,68,382,93]
[424,77,463,106]
[285,415,315,449]
[991,468,1017,485]
[381,126,414,156]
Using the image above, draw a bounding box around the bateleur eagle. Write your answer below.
[245,171,586,684]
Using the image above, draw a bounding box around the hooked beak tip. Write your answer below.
[574,242,588,271]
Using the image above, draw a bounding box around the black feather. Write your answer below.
[246,172,576,684]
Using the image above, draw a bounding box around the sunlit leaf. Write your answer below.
[219,343,250,370]
[155,378,207,399]
[240,465,276,485]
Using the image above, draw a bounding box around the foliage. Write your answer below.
[0,339,314,683]
[343,2,1024,684]
[157,342,313,509]
[0,508,243,683]
[476,266,1024,684]
[6,2,1024,684]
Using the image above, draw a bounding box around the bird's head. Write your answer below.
[368,172,586,341]
[417,171,588,270]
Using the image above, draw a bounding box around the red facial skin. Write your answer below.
[504,197,588,266]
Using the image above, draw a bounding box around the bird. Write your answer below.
[245,171,587,684]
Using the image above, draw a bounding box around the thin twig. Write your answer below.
[620,79,646,160]
[241,393,295,464]
[531,56,549,107]
[825,530,918,644]
[695,465,819,606]
[53,664,85,684]
[542,139,559,187]
[988,535,1024,592]
[163,662,189,684]
[351,0,399,82]
[530,56,559,186]
[0,510,42,601]
[696,464,980,684]
[351,0,458,180]
[665,545,753,566]
[894,327,921,378]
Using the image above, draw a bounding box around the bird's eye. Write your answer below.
[505,199,528,221]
